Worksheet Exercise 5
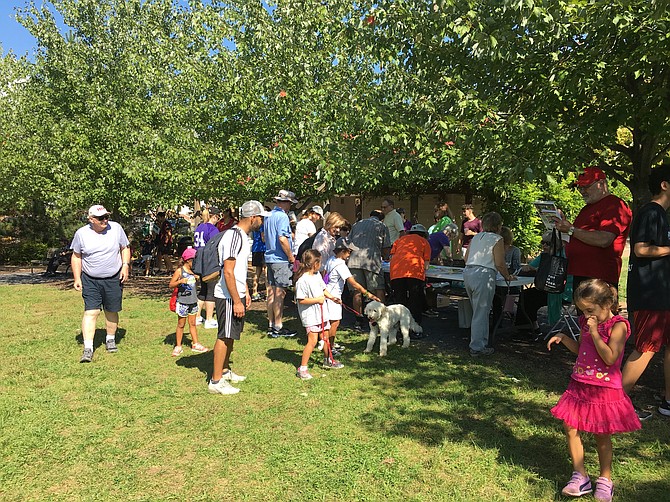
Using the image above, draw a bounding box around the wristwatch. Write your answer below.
[567,226,575,236]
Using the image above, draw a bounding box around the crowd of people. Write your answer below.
[68,165,670,502]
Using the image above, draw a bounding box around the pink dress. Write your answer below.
[551,315,641,434]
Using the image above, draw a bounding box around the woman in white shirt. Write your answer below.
[463,212,515,357]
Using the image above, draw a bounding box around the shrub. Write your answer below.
[0,240,49,264]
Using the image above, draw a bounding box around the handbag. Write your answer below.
[169,287,179,312]
[534,228,568,294]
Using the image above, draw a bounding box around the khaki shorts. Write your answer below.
[348,268,384,292]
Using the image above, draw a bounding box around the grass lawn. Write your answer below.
[0,279,668,501]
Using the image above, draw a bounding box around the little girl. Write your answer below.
[295,249,343,380]
[547,279,640,502]
[324,237,380,355]
[168,247,208,356]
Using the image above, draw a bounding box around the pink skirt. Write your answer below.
[551,379,641,434]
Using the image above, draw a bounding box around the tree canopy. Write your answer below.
[1,0,669,219]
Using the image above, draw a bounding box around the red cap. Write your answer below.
[575,167,606,187]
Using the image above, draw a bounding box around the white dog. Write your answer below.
[363,301,422,356]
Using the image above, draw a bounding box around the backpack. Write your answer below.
[192,231,226,283]
[296,233,318,263]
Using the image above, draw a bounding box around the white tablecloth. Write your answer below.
[381,263,534,288]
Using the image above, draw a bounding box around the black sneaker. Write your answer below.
[658,400,670,417]
[105,339,118,353]
[80,348,93,363]
[635,407,653,421]
[423,309,439,318]
[470,347,495,357]
[268,327,277,338]
[274,327,297,338]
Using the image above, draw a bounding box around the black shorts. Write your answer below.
[215,297,245,340]
[81,271,123,312]
[197,279,216,302]
[252,251,265,267]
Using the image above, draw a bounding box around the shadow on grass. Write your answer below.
[75,328,126,350]
[346,332,670,492]
[176,351,215,382]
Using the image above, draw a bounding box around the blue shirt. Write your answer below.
[264,206,293,263]
[251,229,266,253]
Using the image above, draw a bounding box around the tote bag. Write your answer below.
[534,228,568,294]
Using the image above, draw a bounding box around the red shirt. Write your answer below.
[566,194,632,285]
[389,234,431,281]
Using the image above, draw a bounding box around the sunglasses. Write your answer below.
[93,215,109,221]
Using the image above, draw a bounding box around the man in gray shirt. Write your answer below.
[347,210,391,329]
[71,205,131,363]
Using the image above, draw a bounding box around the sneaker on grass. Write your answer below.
[594,477,613,502]
[204,319,218,330]
[296,367,313,380]
[80,347,93,363]
[635,407,653,421]
[658,399,670,417]
[195,316,204,325]
[222,370,246,383]
[322,357,344,369]
[470,347,495,357]
[208,379,240,395]
[105,339,118,353]
[274,327,297,338]
[561,471,592,497]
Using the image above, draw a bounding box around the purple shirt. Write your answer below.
[428,232,450,260]
[193,222,219,250]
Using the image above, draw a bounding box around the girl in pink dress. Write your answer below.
[547,279,640,502]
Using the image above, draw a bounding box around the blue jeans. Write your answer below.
[463,265,496,352]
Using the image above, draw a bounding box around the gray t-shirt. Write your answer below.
[347,217,391,273]
[71,221,129,278]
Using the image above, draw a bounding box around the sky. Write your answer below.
[0,1,38,58]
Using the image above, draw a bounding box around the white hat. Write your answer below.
[274,189,298,204]
[88,205,110,217]
[310,205,324,217]
[240,200,271,218]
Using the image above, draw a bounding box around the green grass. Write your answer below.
[0,283,668,501]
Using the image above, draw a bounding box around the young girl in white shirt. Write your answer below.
[324,238,380,355]
[295,249,342,380]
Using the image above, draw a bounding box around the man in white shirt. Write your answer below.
[208,200,270,395]
[71,205,130,363]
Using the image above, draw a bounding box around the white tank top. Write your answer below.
[465,232,501,270]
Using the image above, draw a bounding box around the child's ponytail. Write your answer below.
[295,249,321,282]
[573,278,619,313]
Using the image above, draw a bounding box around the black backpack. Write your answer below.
[296,233,318,262]
[192,231,225,283]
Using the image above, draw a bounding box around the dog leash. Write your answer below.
[320,303,334,363]
[340,302,363,318]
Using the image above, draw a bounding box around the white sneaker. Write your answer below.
[317,339,325,351]
[204,319,218,329]
[195,316,204,325]
[208,379,240,395]
[222,370,246,383]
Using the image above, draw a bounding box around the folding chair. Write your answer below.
[544,302,580,340]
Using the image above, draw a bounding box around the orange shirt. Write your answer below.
[389,234,431,281]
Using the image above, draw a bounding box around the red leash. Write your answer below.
[320,303,333,363]
[340,302,363,317]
